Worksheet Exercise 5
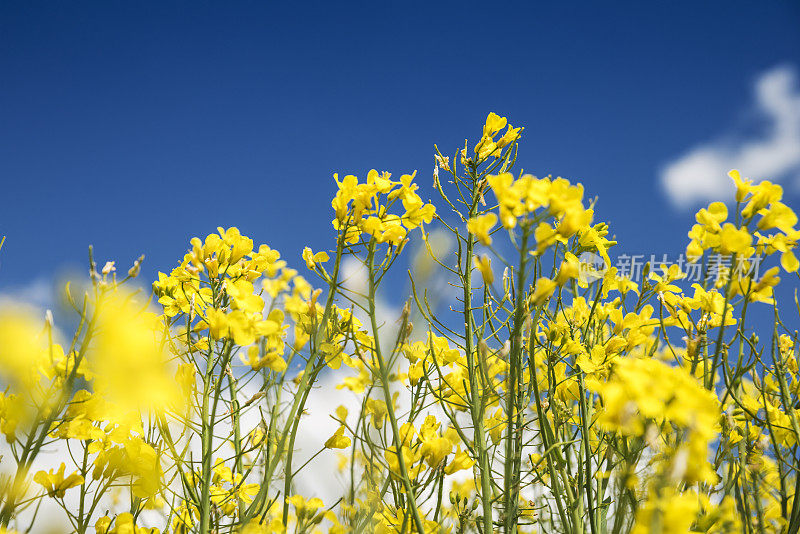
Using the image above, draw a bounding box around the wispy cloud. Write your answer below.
[660,65,800,208]
[0,279,54,311]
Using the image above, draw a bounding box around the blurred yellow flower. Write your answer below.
[92,292,181,417]
[0,306,45,386]
[466,213,497,246]
[472,254,494,285]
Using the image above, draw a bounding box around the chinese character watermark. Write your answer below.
[576,253,761,284]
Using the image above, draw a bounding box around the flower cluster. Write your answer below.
[1,114,799,534]
[331,169,436,247]
[688,169,799,273]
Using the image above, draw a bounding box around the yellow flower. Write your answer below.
[420,435,452,467]
[123,437,164,498]
[219,226,254,263]
[95,517,112,534]
[781,249,799,272]
[534,222,561,254]
[531,277,557,306]
[324,425,351,449]
[686,238,704,259]
[286,494,324,518]
[485,408,506,445]
[631,487,700,534]
[576,345,612,375]
[242,345,287,373]
[444,446,475,474]
[170,503,196,534]
[757,201,798,233]
[695,201,727,232]
[742,179,783,218]
[0,392,26,442]
[593,357,720,484]
[472,254,494,285]
[204,308,228,340]
[365,398,388,428]
[33,462,84,498]
[487,173,521,228]
[109,512,155,534]
[329,169,431,251]
[717,222,752,255]
[0,306,46,386]
[547,177,585,216]
[496,124,523,149]
[482,112,508,137]
[302,247,329,270]
[239,520,284,534]
[402,198,436,229]
[556,253,581,285]
[93,292,181,416]
[474,135,498,159]
[225,279,264,314]
[556,203,593,238]
[728,169,751,202]
[466,213,498,246]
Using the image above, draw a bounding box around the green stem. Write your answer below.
[367,241,427,534]
[461,172,496,534]
[503,226,531,533]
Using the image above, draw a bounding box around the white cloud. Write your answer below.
[340,256,401,340]
[660,65,800,208]
[0,279,54,312]
[287,372,362,502]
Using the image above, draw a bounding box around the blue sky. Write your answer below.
[2,1,800,301]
